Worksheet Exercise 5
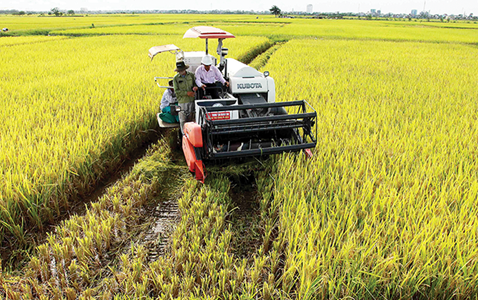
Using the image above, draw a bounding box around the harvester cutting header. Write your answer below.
[149,27,317,182]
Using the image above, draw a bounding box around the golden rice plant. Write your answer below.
[49,18,478,44]
[0,36,67,46]
[0,138,180,298]
[99,171,283,299]
[270,19,478,43]
[50,22,284,37]
[260,38,478,298]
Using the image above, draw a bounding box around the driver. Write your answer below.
[195,55,229,99]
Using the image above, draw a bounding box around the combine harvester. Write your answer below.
[149,27,317,182]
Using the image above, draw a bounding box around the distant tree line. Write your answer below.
[1,10,31,15]
[0,8,76,16]
[1,6,477,21]
[0,10,20,14]
[48,8,75,16]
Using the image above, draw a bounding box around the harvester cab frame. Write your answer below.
[149,26,317,183]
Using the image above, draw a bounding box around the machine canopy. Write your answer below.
[183,26,235,39]
[148,44,181,61]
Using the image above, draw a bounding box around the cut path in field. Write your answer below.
[248,41,286,70]
[129,164,186,261]
[227,172,263,259]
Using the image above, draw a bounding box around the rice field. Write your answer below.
[273,20,478,43]
[0,35,68,46]
[0,14,287,33]
[1,13,478,299]
[45,17,478,44]
[49,22,285,37]
[0,33,271,243]
[262,39,478,298]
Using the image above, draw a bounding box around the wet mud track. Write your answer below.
[226,172,263,259]
[141,196,181,261]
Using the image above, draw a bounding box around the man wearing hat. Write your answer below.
[195,55,229,99]
[173,61,198,134]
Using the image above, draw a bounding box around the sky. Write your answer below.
[2,0,476,15]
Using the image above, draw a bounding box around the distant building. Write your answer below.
[411,9,417,16]
[307,4,313,14]
[377,10,381,15]
[371,9,376,14]
[81,8,88,13]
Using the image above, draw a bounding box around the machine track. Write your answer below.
[227,172,263,259]
[134,175,184,262]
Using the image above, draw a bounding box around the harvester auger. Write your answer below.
[149,26,317,183]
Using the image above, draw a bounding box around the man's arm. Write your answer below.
[190,73,198,94]
[170,90,177,103]
[213,66,226,84]
[195,66,204,87]
[160,90,169,110]
[191,73,198,88]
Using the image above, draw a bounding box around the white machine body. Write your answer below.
[226,58,275,103]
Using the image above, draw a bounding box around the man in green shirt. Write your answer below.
[173,61,198,134]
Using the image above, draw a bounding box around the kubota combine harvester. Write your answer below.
[149,27,317,183]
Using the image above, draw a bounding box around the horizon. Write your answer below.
[0,8,474,16]
[1,1,476,16]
